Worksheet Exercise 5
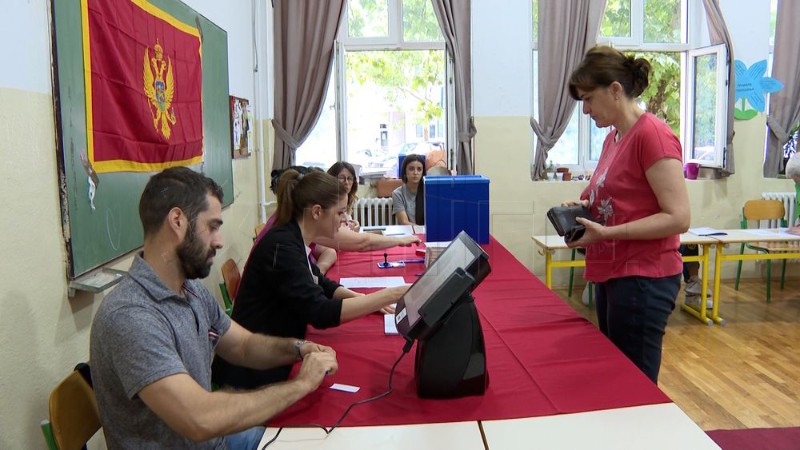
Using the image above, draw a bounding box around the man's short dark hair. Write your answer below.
[139,167,224,236]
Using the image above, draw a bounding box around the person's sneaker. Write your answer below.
[684,294,713,310]
[685,278,712,297]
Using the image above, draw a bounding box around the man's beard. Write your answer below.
[177,224,215,279]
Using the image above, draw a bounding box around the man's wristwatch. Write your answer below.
[294,339,307,361]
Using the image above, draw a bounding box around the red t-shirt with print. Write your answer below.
[580,113,683,283]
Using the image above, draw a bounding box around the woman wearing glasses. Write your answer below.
[327,161,360,231]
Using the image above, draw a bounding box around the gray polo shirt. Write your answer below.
[90,254,232,449]
[392,184,417,223]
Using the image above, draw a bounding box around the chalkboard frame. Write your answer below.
[51,0,234,279]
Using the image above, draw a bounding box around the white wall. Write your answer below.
[0,1,264,448]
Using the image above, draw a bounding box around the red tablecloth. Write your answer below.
[269,237,670,427]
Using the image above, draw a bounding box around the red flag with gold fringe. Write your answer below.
[83,0,203,173]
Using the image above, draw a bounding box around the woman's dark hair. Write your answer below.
[139,167,223,237]
[400,154,426,225]
[274,169,344,227]
[568,45,651,100]
[327,161,359,211]
[270,165,320,194]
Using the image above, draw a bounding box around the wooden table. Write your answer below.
[706,229,800,325]
[532,233,718,325]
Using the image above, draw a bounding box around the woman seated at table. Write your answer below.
[215,169,409,389]
[261,166,337,274]
[257,165,421,254]
[392,154,426,225]
[327,161,360,231]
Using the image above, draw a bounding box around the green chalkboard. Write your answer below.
[52,0,233,278]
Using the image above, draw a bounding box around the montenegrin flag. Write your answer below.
[82,0,203,173]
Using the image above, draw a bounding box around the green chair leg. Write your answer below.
[568,249,577,297]
[40,420,57,450]
[766,259,772,304]
[734,243,745,290]
[780,258,787,291]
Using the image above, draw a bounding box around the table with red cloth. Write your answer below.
[268,236,670,428]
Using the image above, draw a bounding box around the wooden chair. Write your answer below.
[254,223,266,240]
[218,258,241,316]
[735,199,787,303]
[41,364,101,450]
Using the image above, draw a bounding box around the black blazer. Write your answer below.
[213,219,342,389]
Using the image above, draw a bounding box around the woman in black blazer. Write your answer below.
[214,169,408,389]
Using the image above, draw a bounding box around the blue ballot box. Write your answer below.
[424,175,490,244]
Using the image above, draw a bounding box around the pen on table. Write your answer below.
[384,232,406,236]
[400,258,425,264]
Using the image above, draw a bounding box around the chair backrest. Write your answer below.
[44,368,101,450]
[221,258,241,301]
[254,223,265,240]
[742,199,786,225]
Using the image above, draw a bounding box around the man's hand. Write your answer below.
[295,351,338,390]
[380,304,396,314]
[788,225,800,236]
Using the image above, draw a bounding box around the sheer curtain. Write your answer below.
[764,0,800,177]
[430,0,476,174]
[701,0,736,176]
[271,0,346,169]
[531,0,606,181]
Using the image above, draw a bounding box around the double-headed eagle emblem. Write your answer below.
[143,42,176,139]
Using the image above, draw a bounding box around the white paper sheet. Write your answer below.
[330,383,360,393]
[339,276,407,288]
[384,314,399,335]
[744,229,782,237]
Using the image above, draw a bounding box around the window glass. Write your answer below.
[634,51,681,136]
[600,0,631,38]
[345,50,446,172]
[295,74,337,170]
[690,52,718,163]
[643,0,682,43]
[403,0,443,42]
[546,108,579,166]
[348,0,390,38]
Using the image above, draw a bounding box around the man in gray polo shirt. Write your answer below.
[90,167,338,449]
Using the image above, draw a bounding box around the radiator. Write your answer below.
[761,192,797,227]
[353,197,395,227]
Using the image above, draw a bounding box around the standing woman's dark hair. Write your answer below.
[568,45,651,101]
[400,154,427,225]
[327,161,359,212]
[274,170,342,228]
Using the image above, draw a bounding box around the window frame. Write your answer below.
[319,0,453,170]
[685,44,728,168]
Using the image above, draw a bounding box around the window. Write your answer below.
[296,0,451,176]
[686,45,727,167]
[531,0,728,173]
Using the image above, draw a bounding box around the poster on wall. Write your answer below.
[230,96,252,158]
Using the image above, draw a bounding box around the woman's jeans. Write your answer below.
[595,274,680,384]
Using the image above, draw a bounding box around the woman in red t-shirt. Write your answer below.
[564,46,690,383]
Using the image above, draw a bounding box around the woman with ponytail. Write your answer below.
[214,169,408,389]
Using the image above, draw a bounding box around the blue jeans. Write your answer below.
[226,426,265,450]
[594,274,680,384]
